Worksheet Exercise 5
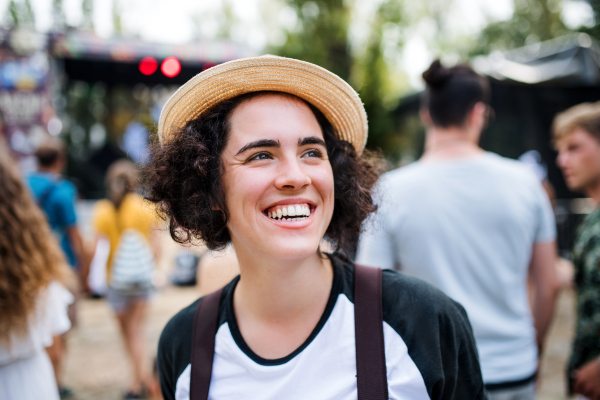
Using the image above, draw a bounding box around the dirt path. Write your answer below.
[63,286,577,399]
[64,286,198,400]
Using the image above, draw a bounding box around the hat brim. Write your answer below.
[158,55,368,154]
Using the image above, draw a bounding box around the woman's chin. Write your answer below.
[257,240,322,261]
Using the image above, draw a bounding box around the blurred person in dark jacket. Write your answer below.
[554,101,600,400]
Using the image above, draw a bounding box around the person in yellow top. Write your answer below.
[91,159,159,399]
[93,183,157,276]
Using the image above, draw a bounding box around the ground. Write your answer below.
[64,286,198,400]
[62,282,577,400]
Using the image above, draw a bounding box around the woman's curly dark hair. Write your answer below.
[145,91,381,255]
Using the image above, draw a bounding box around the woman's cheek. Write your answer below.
[234,169,273,210]
[243,168,273,191]
[313,164,335,198]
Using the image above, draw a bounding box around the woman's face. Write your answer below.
[221,94,335,261]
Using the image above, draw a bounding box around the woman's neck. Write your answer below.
[421,126,484,162]
[230,245,334,358]
[233,248,333,322]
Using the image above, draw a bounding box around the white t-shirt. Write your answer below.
[158,256,486,399]
[0,281,73,400]
[356,152,556,384]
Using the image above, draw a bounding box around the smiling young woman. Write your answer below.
[146,56,486,400]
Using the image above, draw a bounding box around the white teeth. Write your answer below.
[266,204,312,221]
[269,215,309,221]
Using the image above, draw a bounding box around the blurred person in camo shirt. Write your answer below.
[554,101,600,400]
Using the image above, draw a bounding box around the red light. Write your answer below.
[139,57,158,75]
[161,57,181,78]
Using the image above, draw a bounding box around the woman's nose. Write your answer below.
[274,158,311,190]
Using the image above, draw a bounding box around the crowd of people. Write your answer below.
[0,141,162,399]
[0,55,599,400]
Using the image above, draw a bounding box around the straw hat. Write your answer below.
[158,55,368,154]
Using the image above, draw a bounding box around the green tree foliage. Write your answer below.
[353,0,406,155]
[112,0,123,35]
[190,0,237,41]
[81,0,94,31]
[580,0,600,38]
[470,0,568,55]
[52,0,66,30]
[217,0,237,39]
[272,0,409,154]
[5,0,35,27]
[275,0,352,82]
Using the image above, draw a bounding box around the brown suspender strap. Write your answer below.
[190,287,224,400]
[189,264,387,400]
[354,264,389,400]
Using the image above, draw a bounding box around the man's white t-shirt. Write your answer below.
[356,152,556,384]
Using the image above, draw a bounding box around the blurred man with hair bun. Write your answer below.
[357,59,560,400]
[554,101,600,400]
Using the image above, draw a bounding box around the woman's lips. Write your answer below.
[264,203,312,221]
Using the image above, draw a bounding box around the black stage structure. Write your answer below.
[47,31,257,198]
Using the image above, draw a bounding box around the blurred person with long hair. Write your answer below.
[0,149,75,400]
[91,159,159,399]
[357,59,560,400]
[27,138,87,397]
[554,101,600,400]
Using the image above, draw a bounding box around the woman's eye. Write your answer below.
[303,149,323,158]
[248,152,272,162]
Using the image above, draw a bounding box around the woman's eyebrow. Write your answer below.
[299,136,326,147]
[236,139,280,156]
